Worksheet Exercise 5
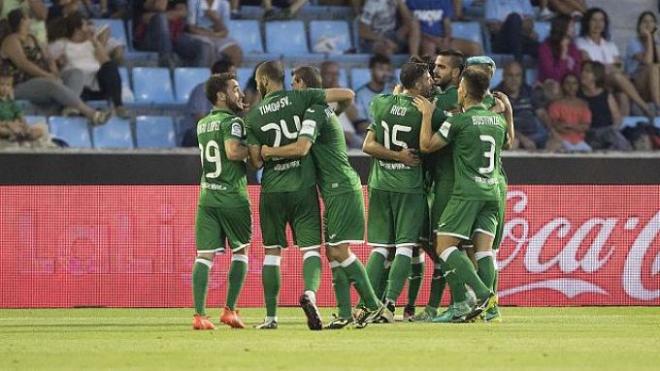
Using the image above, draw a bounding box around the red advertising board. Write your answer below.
[0,185,658,308]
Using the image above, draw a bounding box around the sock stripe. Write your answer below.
[439,246,458,262]
[395,247,414,258]
[263,255,281,266]
[340,254,357,268]
[329,260,341,268]
[302,250,322,260]
[232,254,249,264]
[474,251,494,261]
[371,247,389,258]
[195,258,213,268]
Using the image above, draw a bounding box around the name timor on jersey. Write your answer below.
[367,94,446,194]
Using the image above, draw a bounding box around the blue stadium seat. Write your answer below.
[534,21,551,42]
[452,21,483,46]
[119,67,133,103]
[621,116,649,130]
[337,68,349,88]
[237,67,253,90]
[24,115,47,126]
[526,68,538,85]
[49,117,92,148]
[351,68,370,89]
[265,21,308,54]
[135,116,176,148]
[309,20,352,54]
[92,117,133,148]
[132,67,175,104]
[656,117,660,129]
[92,19,127,46]
[491,69,503,89]
[174,68,211,102]
[228,20,264,53]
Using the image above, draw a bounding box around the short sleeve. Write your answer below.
[431,107,447,132]
[437,116,460,143]
[299,107,322,143]
[299,89,326,108]
[222,117,245,142]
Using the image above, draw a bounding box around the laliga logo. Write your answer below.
[497,191,660,301]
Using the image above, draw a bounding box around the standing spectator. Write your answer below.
[49,13,127,118]
[495,61,549,150]
[578,61,631,151]
[0,9,110,124]
[406,0,482,57]
[537,15,581,84]
[358,0,420,57]
[485,0,539,63]
[354,54,395,122]
[576,7,654,118]
[546,73,592,152]
[132,0,210,67]
[186,0,242,66]
[181,59,235,147]
[626,11,660,115]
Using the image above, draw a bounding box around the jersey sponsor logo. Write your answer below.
[201,181,228,191]
[258,96,292,115]
[231,121,243,137]
[329,233,337,240]
[378,160,411,170]
[473,176,498,185]
[273,160,301,171]
[439,121,451,138]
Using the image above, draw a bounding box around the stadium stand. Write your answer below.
[92,117,134,148]
[135,116,177,148]
[132,68,175,104]
[174,68,212,103]
[49,117,93,148]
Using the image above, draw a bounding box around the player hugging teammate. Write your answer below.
[191,56,514,330]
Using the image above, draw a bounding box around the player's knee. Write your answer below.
[264,247,282,256]
[196,251,215,261]
[233,246,249,255]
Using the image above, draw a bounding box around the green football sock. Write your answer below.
[226,255,248,310]
[407,256,424,307]
[302,251,322,293]
[493,269,499,293]
[192,258,212,316]
[441,247,490,299]
[475,251,496,290]
[262,255,281,317]
[427,263,446,309]
[363,248,388,305]
[330,261,353,320]
[341,254,380,310]
[439,258,468,303]
[385,248,412,302]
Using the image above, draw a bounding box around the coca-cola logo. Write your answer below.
[497,191,660,301]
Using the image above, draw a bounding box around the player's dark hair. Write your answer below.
[292,66,322,89]
[205,72,236,104]
[369,54,391,69]
[399,62,429,90]
[211,60,234,74]
[408,55,433,73]
[461,68,490,101]
[582,60,606,88]
[256,60,285,85]
[437,48,466,72]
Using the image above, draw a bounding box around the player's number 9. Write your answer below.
[479,135,495,175]
[199,140,222,178]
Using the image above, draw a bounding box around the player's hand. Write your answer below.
[261,145,272,160]
[492,91,512,114]
[392,84,403,95]
[396,148,420,167]
[412,96,435,117]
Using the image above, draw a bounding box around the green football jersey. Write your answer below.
[367,94,446,194]
[245,89,326,193]
[437,103,506,201]
[432,85,459,112]
[298,104,361,196]
[196,108,248,207]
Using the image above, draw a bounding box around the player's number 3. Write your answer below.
[199,140,222,178]
[479,135,495,175]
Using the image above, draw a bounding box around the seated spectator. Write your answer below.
[261,0,308,20]
[533,0,587,19]
[359,0,420,56]
[546,73,592,152]
[0,68,53,148]
[181,59,236,147]
[0,9,110,124]
[578,61,631,151]
[185,0,242,66]
[132,0,210,67]
[49,13,127,118]
[485,0,539,63]
[537,15,581,85]
[318,60,363,149]
[406,0,482,57]
[495,61,548,150]
[354,54,396,123]
[1,0,48,44]
[576,7,654,118]
[625,11,660,115]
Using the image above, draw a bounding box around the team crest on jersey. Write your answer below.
[231,121,243,137]
[439,121,451,138]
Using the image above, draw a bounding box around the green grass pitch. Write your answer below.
[1,307,659,370]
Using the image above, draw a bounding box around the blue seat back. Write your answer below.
[227,20,264,53]
[265,21,308,54]
[309,20,351,54]
[92,18,127,46]
[49,117,92,148]
[132,67,174,103]
[174,68,211,102]
[136,116,176,148]
[93,117,133,148]
[452,21,483,45]
[351,68,370,90]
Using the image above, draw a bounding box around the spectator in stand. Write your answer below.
[0,9,110,124]
[358,0,421,57]
[576,7,654,118]
[181,59,235,147]
[406,0,482,57]
[49,13,128,118]
[185,0,242,66]
[578,61,631,151]
[626,11,660,115]
[354,54,395,122]
[485,0,539,63]
[534,0,587,19]
[538,15,581,85]
[261,0,308,20]
[0,0,48,44]
[546,73,592,152]
[132,0,210,67]
[495,60,549,150]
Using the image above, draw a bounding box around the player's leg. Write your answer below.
[326,248,353,328]
[192,206,224,330]
[364,188,394,304]
[473,201,501,322]
[405,199,430,320]
[256,192,287,329]
[291,186,324,330]
[219,202,252,329]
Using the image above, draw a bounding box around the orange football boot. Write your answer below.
[220,306,246,329]
[192,314,216,330]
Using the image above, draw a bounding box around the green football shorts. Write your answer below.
[195,201,251,253]
[367,188,426,248]
[324,190,365,246]
[260,186,322,250]
[492,179,508,250]
[436,197,499,241]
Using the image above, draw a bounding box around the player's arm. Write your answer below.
[324,88,355,104]
[492,91,515,149]
[413,96,447,153]
[262,137,312,159]
[248,145,263,169]
[362,130,420,166]
[224,139,248,161]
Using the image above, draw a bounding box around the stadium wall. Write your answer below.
[1,151,659,308]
